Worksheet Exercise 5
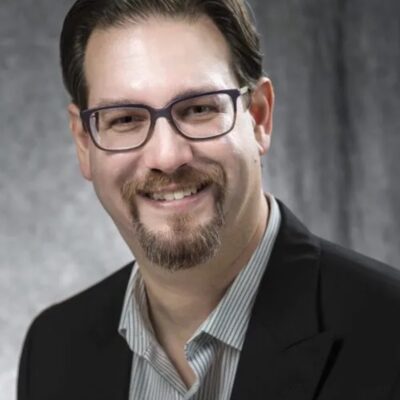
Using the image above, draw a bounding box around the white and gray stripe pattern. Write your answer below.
[119,194,281,400]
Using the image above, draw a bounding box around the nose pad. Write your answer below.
[143,117,194,174]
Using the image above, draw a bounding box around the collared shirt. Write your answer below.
[118,194,281,400]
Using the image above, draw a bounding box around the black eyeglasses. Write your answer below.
[80,86,250,152]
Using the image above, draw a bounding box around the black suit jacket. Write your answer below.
[18,202,400,399]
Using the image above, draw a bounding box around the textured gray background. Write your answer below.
[1,0,399,398]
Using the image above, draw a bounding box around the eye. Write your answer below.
[111,115,143,126]
[178,104,220,122]
[97,108,150,133]
[116,116,132,124]
[186,105,216,115]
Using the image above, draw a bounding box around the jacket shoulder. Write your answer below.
[18,263,134,399]
[318,238,400,332]
[29,261,133,336]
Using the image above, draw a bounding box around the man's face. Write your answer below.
[69,16,273,270]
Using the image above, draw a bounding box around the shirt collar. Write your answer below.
[118,264,155,357]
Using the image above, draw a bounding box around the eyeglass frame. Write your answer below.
[80,86,250,152]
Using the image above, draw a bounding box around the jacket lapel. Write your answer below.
[89,263,134,400]
[231,201,335,400]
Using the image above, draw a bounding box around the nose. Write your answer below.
[142,117,194,174]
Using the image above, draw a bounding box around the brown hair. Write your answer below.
[60,0,263,109]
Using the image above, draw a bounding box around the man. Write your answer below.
[18,0,400,399]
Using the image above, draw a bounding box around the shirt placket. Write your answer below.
[183,334,220,399]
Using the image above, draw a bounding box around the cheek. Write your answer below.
[207,135,252,197]
[89,151,115,193]
[218,123,259,170]
[226,134,262,201]
[90,148,137,184]
[89,150,137,212]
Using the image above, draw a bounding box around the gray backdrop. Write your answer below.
[1,0,399,398]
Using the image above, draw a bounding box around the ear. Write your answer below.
[68,103,92,181]
[248,77,274,155]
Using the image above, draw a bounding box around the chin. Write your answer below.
[133,211,224,271]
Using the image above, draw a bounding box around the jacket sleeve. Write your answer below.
[17,317,38,400]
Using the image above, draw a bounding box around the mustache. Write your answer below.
[121,164,226,201]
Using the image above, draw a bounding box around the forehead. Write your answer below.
[84,16,238,108]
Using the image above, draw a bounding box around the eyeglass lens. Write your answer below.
[89,92,235,150]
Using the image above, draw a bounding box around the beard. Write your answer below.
[121,164,226,271]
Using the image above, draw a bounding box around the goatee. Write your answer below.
[121,164,226,271]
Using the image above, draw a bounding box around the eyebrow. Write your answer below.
[92,85,223,109]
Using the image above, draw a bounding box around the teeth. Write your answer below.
[149,186,203,201]
[153,193,163,201]
[164,193,175,201]
[174,191,185,200]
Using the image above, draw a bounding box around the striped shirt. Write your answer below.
[118,194,281,400]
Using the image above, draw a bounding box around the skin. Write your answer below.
[68,15,274,387]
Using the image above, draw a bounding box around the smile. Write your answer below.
[142,183,209,202]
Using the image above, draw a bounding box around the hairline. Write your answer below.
[79,13,244,109]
